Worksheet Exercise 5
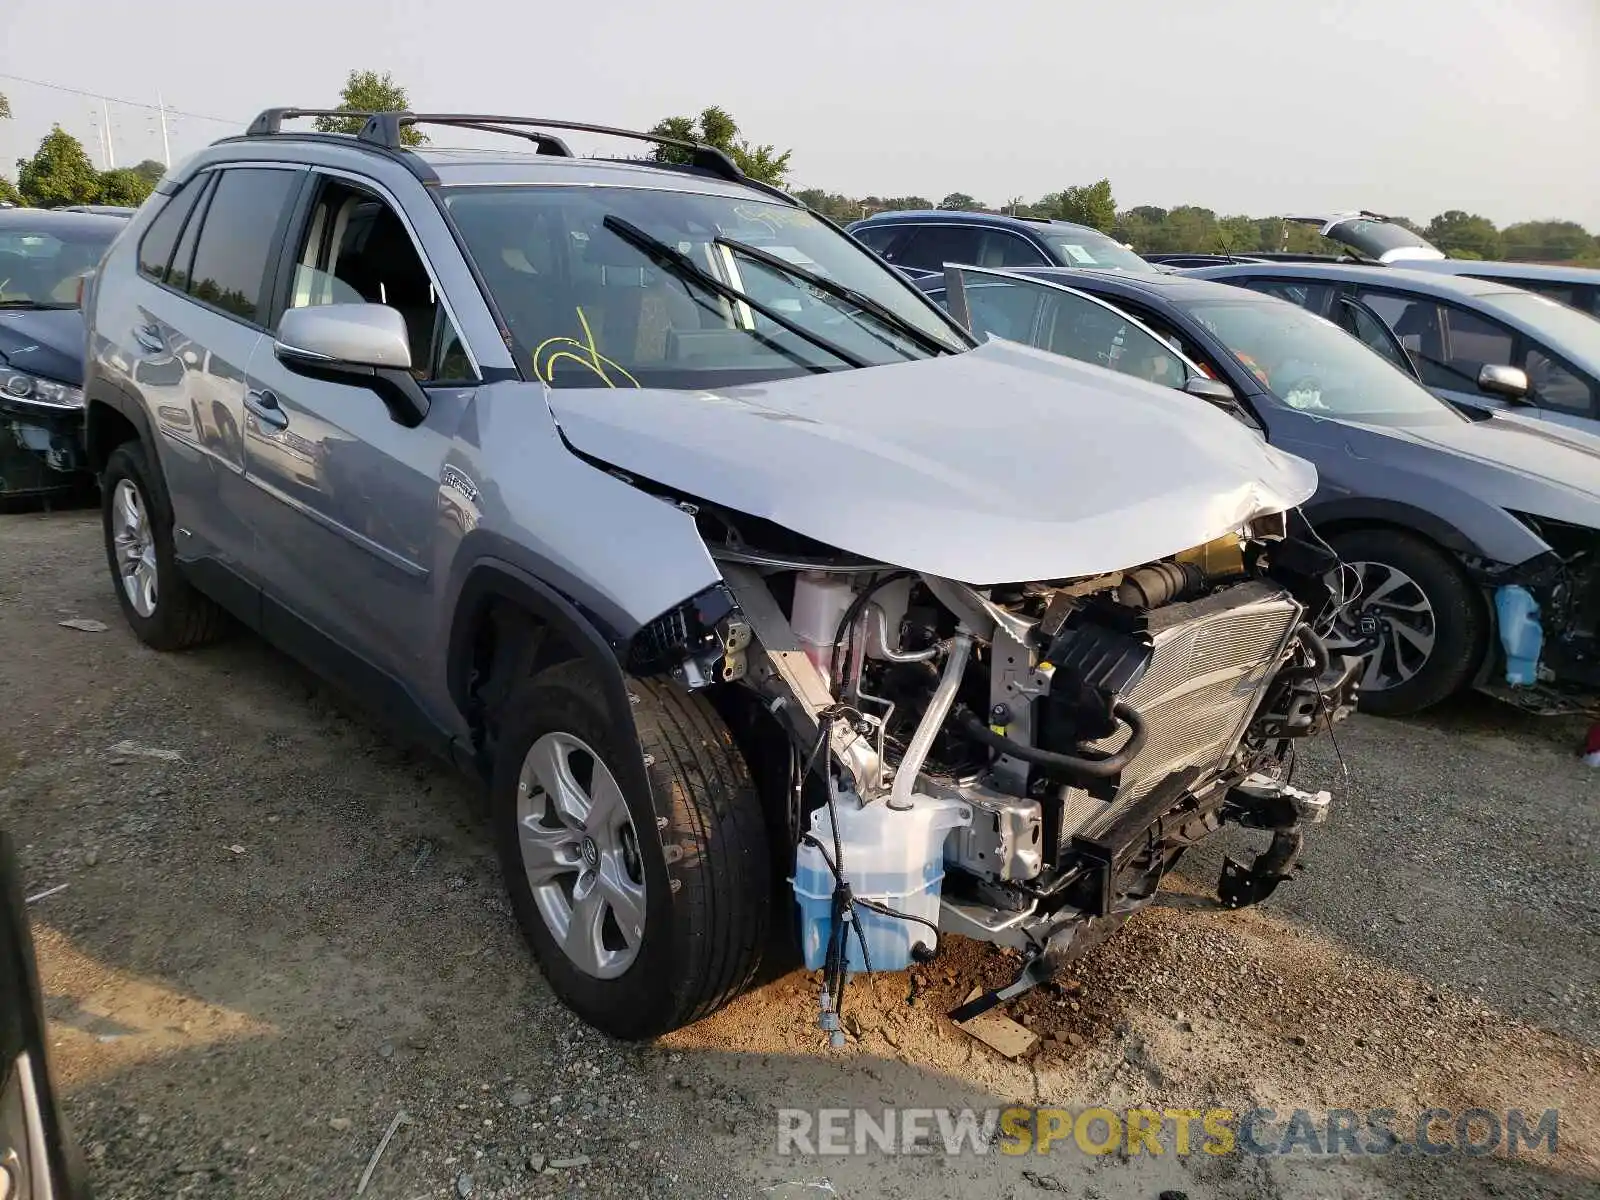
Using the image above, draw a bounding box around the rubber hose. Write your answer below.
[955,703,1147,780]
[1115,561,1204,609]
[1278,625,1331,683]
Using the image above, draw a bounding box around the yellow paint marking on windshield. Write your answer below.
[532,307,640,389]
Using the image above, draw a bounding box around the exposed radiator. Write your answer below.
[1061,580,1302,838]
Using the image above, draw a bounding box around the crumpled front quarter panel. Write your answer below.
[447,383,722,640]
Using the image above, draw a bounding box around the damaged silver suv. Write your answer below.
[81,110,1359,1038]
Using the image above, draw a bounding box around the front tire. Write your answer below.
[100,441,227,651]
[1326,528,1486,717]
[492,661,770,1038]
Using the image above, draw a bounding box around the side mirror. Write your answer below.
[1477,363,1531,403]
[274,304,428,426]
[1184,375,1238,406]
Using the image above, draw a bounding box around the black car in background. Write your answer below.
[847,209,1155,278]
[1,208,126,499]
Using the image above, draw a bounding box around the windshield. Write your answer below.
[1042,230,1153,273]
[1184,297,1463,424]
[444,185,967,388]
[0,224,118,308]
[1483,291,1600,375]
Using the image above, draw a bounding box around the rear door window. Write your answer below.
[976,231,1048,268]
[852,225,904,257]
[184,167,302,324]
[893,225,986,272]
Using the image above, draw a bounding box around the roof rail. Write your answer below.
[356,113,744,182]
[238,108,799,203]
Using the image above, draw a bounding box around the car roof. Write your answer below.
[0,208,130,236]
[1188,260,1528,298]
[1410,259,1600,286]
[850,209,1106,239]
[200,135,787,205]
[954,265,1257,306]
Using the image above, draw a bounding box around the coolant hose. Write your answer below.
[888,632,974,807]
[956,702,1147,781]
[1279,625,1331,683]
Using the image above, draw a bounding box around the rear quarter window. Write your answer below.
[137,180,207,282]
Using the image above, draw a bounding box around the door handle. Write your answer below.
[245,388,289,431]
[134,325,165,353]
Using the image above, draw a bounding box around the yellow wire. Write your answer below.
[531,306,640,389]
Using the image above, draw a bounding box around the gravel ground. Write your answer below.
[1,507,1596,1200]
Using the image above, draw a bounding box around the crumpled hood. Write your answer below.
[546,339,1317,584]
[0,308,85,387]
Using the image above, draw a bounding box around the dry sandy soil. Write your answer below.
[1,508,1596,1199]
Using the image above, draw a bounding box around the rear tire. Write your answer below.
[1328,528,1485,717]
[492,661,770,1038]
[100,441,227,651]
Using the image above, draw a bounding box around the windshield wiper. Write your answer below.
[600,216,868,370]
[0,299,74,310]
[715,236,965,357]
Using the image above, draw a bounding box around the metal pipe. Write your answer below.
[709,546,890,573]
[889,632,973,809]
[865,605,943,663]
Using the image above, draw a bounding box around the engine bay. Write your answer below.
[627,498,1362,988]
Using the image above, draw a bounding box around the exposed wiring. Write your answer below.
[1294,507,1364,640]
[1314,676,1353,794]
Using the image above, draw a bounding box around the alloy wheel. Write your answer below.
[112,478,158,618]
[1325,559,1437,692]
[515,732,647,979]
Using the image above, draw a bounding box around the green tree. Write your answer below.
[937,192,983,211]
[869,195,933,213]
[1216,215,1261,253]
[97,167,156,207]
[313,70,428,146]
[16,126,101,208]
[648,107,792,187]
[131,159,166,187]
[1042,179,1116,233]
[0,175,21,206]
[1499,220,1595,263]
[0,92,10,120]
[1425,210,1501,260]
[794,187,866,223]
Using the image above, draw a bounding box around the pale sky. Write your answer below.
[5,0,1597,227]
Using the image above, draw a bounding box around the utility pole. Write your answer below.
[157,91,171,167]
[101,98,116,168]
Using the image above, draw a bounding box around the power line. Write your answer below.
[0,71,242,126]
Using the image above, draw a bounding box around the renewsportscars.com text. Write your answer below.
[776,1106,1560,1159]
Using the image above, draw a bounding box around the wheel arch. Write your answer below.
[83,377,156,476]
[1305,497,1485,559]
[443,556,643,775]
